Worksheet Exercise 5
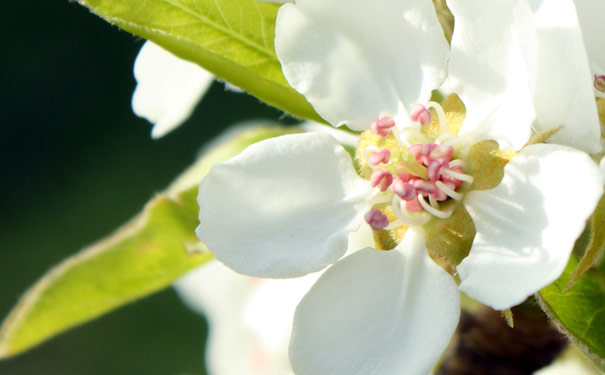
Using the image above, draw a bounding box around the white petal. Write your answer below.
[174,262,264,375]
[131,41,214,138]
[289,228,460,375]
[447,0,537,150]
[300,121,360,149]
[575,0,605,98]
[244,274,320,355]
[197,132,372,278]
[175,262,314,375]
[527,0,602,153]
[174,260,255,321]
[275,0,449,130]
[345,218,375,255]
[461,144,604,310]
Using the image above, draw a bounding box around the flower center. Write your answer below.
[362,103,474,230]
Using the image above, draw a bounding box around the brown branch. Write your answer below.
[437,299,567,375]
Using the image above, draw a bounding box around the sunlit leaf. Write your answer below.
[565,195,605,292]
[537,255,605,371]
[76,0,323,122]
[0,126,299,359]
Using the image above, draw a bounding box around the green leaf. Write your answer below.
[537,255,605,371]
[76,0,323,123]
[565,194,605,292]
[0,126,299,359]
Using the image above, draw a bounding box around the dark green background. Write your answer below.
[0,1,290,373]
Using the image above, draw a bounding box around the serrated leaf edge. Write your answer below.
[0,195,207,359]
[535,292,605,372]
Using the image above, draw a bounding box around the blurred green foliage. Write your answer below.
[0,0,293,373]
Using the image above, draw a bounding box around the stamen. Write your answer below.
[391,177,416,201]
[409,104,432,126]
[365,209,389,231]
[384,218,404,230]
[418,195,452,219]
[369,149,391,166]
[362,145,380,170]
[364,103,472,225]
[594,74,605,93]
[429,144,453,161]
[441,165,465,189]
[443,168,474,184]
[406,197,423,212]
[448,159,465,168]
[371,116,396,137]
[413,179,436,194]
[435,181,463,200]
[427,159,449,181]
[392,196,430,226]
[370,169,393,192]
[435,132,456,145]
[427,101,449,134]
[428,194,439,208]
[390,126,408,148]
[431,186,448,201]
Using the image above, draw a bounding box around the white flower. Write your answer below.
[174,260,313,375]
[195,0,604,374]
[131,41,214,138]
[173,224,373,375]
[446,0,602,154]
[575,0,605,97]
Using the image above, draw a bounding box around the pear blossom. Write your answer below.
[446,0,602,153]
[174,260,313,375]
[196,0,604,374]
[173,225,373,375]
[131,41,214,138]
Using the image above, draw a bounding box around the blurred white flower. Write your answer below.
[131,41,214,138]
[175,261,313,375]
[174,224,373,375]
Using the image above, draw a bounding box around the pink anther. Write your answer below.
[432,181,456,201]
[396,169,412,183]
[370,116,396,137]
[441,165,464,189]
[391,177,416,201]
[431,188,447,201]
[407,144,423,159]
[364,209,389,231]
[409,104,432,126]
[405,196,423,212]
[429,144,453,161]
[427,159,449,181]
[594,74,605,93]
[413,179,436,194]
[369,149,391,166]
[370,169,393,192]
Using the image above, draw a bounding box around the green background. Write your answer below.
[0,1,290,373]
